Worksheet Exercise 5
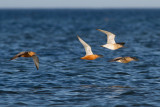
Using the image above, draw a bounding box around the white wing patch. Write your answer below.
[97,29,116,44]
[77,35,93,56]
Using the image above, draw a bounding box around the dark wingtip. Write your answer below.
[35,64,39,70]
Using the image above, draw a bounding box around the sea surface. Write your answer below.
[0,9,160,107]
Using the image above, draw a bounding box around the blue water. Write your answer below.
[0,9,160,107]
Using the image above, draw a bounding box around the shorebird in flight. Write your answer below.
[10,51,39,70]
[108,57,138,63]
[96,29,125,50]
[77,35,103,60]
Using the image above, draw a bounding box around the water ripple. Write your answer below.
[0,9,160,107]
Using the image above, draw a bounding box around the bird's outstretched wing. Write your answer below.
[32,55,39,70]
[77,35,93,56]
[108,57,122,62]
[97,29,116,44]
[10,52,26,60]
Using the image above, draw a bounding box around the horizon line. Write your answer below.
[0,7,160,10]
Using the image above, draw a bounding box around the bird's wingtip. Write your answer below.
[10,57,15,61]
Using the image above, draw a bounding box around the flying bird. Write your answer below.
[77,35,103,60]
[10,51,39,70]
[96,29,125,50]
[108,57,138,63]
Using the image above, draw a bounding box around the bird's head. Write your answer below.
[131,57,139,61]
